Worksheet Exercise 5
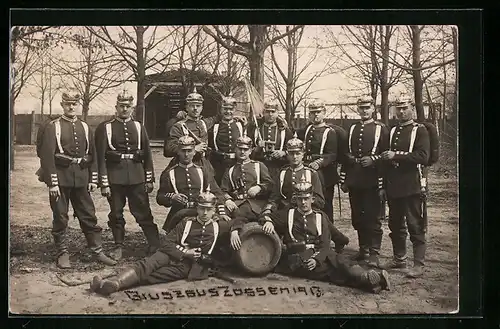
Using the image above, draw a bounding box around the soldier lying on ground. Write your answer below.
[90,190,243,296]
[257,180,391,294]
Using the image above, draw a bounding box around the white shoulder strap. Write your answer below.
[319,127,330,155]
[207,221,220,255]
[228,165,236,190]
[180,122,189,136]
[304,125,313,148]
[81,121,90,155]
[279,129,286,151]
[408,125,419,152]
[348,124,356,153]
[54,120,63,154]
[315,213,322,236]
[180,220,193,246]
[371,124,382,155]
[254,162,261,185]
[105,122,116,151]
[169,169,179,194]
[279,169,287,198]
[389,126,397,148]
[196,167,204,195]
[200,120,207,135]
[287,209,297,242]
[134,121,141,150]
[305,169,312,182]
[235,121,243,137]
[213,123,220,151]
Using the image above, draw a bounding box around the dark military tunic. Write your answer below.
[39,115,102,255]
[339,119,389,256]
[385,121,430,266]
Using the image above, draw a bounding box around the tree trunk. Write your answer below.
[82,100,90,121]
[379,26,391,125]
[410,25,425,122]
[249,52,265,100]
[370,26,379,108]
[135,27,146,123]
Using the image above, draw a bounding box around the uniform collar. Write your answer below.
[360,118,374,125]
[186,116,202,122]
[263,122,277,128]
[221,119,234,124]
[400,119,414,127]
[60,115,78,123]
[196,217,214,226]
[297,208,313,216]
[312,122,326,128]
[290,164,304,172]
[238,159,252,165]
[178,162,194,169]
[115,116,132,123]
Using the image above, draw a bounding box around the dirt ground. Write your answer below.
[9,145,459,314]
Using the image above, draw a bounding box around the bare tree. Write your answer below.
[87,26,185,122]
[266,25,333,124]
[202,25,304,99]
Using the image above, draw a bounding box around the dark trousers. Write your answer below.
[349,187,383,255]
[388,194,426,266]
[132,251,191,285]
[107,184,160,248]
[49,186,103,255]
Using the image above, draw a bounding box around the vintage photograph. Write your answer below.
[9,24,458,314]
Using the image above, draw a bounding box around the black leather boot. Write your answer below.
[91,268,139,296]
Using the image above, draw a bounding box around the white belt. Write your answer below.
[186,202,196,208]
[305,244,316,249]
[121,154,135,159]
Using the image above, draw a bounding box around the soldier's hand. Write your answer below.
[262,221,275,235]
[360,156,374,167]
[304,258,317,271]
[176,111,187,120]
[378,189,387,202]
[257,140,265,148]
[346,153,356,165]
[247,185,262,198]
[145,182,154,194]
[225,199,238,212]
[172,193,188,205]
[101,187,111,197]
[185,247,202,259]
[194,143,208,153]
[87,183,97,193]
[236,116,248,127]
[276,116,289,129]
[309,161,320,170]
[271,150,286,158]
[49,186,60,201]
[219,215,232,222]
[340,183,349,193]
[381,150,395,160]
[230,230,242,251]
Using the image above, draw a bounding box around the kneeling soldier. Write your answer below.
[259,180,391,294]
[90,190,243,296]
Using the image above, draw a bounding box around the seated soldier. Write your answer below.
[258,180,391,294]
[90,190,243,296]
[156,135,228,233]
[221,136,274,225]
[261,134,349,253]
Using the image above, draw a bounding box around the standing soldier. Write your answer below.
[339,96,389,267]
[258,181,390,294]
[221,136,274,224]
[381,96,430,278]
[95,91,161,260]
[157,135,228,233]
[39,89,116,269]
[163,88,218,174]
[207,96,246,184]
[295,101,339,224]
[249,102,293,178]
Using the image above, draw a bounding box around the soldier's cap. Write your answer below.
[186,87,204,104]
[308,100,325,112]
[394,96,413,108]
[197,189,217,207]
[236,136,254,149]
[178,135,196,150]
[357,96,374,107]
[293,178,313,198]
[221,96,237,109]
[264,102,278,111]
[61,89,81,104]
[117,90,134,106]
[286,132,304,151]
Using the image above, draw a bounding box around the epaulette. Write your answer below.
[168,164,179,171]
[50,117,61,124]
[193,163,202,168]
[279,165,291,172]
[375,120,386,127]
[304,166,317,173]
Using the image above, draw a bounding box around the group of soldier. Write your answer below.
[36,86,431,298]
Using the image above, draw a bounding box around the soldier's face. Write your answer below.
[186,103,203,118]
[178,147,195,164]
[357,105,374,120]
[61,102,78,117]
[116,104,133,119]
[309,109,325,124]
[396,106,413,122]
[287,150,304,166]
[264,109,277,123]
[236,147,251,161]
[296,195,313,212]
[197,205,216,222]
[220,106,234,121]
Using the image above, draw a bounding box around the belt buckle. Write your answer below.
[186,202,196,208]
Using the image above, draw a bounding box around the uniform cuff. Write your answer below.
[50,173,59,186]
[100,175,109,187]
[339,172,346,184]
[217,205,227,216]
[91,172,98,184]
[146,171,154,183]
[377,177,384,190]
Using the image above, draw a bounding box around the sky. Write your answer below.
[13,25,455,118]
